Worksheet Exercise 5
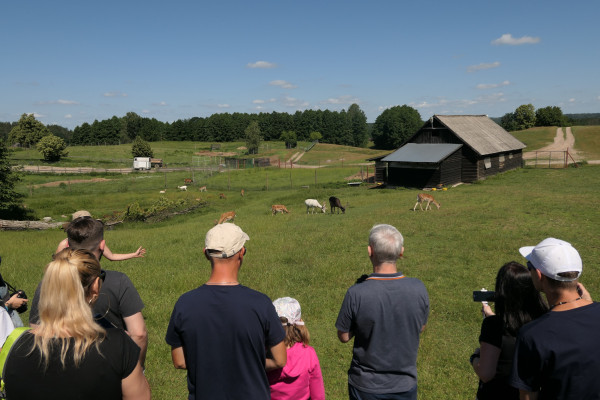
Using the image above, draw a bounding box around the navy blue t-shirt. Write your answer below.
[510,302,600,399]
[165,284,285,400]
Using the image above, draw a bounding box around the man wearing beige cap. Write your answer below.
[166,223,286,400]
[510,238,600,399]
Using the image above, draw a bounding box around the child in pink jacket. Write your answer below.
[268,297,325,400]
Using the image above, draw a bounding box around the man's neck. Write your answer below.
[372,262,398,274]
[207,262,240,285]
[545,288,591,311]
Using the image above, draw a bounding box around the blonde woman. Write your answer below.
[4,249,150,400]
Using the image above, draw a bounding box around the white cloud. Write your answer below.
[491,33,540,45]
[247,61,277,69]
[476,80,510,89]
[270,80,297,89]
[569,98,576,103]
[36,99,80,105]
[467,61,500,73]
[152,101,168,106]
[320,95,359,105]
[253,99,265,104]
[103,91,128,97]
[27,112,45,118]
[282,96,309,108]
[65,114,72,119]
[142,109,150,114]
[218,104,230,108]
[58,99,78,105]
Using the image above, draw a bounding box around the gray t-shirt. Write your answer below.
[29,270,144,329]
[336,272,429,394]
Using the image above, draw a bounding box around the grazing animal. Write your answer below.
[272,205,290,215]
[241,189,245,197]
[177,185,187,191]
[159,190,166,194]
[184,178,193,184]
[199,186,207,192]
[219,193,226,199]
[304,199,326,214]
[413,193,441,211]
[329,196,346,214]
[215,211,236,225]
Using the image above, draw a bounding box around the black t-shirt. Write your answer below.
[29,270,144,329]
[510,302,600,399]
[166,284,285,400]
[477,315,518,400]
[5,328,140,400]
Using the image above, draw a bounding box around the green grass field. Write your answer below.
[2,160,600,399]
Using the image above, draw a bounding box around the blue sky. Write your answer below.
[1,0,598,129]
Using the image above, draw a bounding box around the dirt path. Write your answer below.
[33,178,111,188]
[522,127,577,160]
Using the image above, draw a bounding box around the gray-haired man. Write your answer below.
[336,224,429,400]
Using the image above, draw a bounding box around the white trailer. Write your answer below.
[133,157,151,170]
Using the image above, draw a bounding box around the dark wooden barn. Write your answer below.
[373,115,526,188]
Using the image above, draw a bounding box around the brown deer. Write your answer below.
[241,189,245,197]
[215,211,236,225]
[199,186,207,192]
[184,178,193,184]
[219,193,227,199]
[413,193,441,211]
[272,205,290,216]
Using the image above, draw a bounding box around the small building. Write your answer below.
[133,157,151,170]
[375,115,526,188]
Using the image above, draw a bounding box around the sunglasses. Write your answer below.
[527,261,536,272]
[99,269,106,281]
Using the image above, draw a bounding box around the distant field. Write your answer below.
[2,164,600,399]
[512,125,600,160]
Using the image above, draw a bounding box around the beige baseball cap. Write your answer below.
[72,210,92,219]
[205,223,249,258]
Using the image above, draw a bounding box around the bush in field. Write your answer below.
[37,134,68,161]
[8,113,51,148]
[131,136,154,158]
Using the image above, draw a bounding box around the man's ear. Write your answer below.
[99,239,106,252]
[399,246,404,258]
[367,245,373,258]
[90,276,101,297]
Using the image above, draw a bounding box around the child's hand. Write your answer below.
[134,247,146,258]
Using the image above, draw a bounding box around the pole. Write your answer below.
[290,171,292,188]
[266,171,269,191]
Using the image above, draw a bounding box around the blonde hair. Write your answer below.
[280,317,310,347]
[34,249,105,368]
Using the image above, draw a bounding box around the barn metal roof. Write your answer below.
[382,143,462,163]
[435,115,526,156]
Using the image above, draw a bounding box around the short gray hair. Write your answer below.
[369,224,404,264]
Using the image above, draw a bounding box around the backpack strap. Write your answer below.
[0,327,30,395]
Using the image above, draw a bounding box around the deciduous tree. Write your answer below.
[513,104,536,130]
[535,106,564,127]
[372,105,422,149]
[347,104,369,147]
[280,131,297,149]
[8,113,51,148]
[37,134,68,161]
[244,121,261,155]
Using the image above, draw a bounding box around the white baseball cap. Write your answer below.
[273,297,304,326]
[519,238,582,282]
[205,223,249,258]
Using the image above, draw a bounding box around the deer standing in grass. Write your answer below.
[304,199,326,214]
[272,205,290,216]
[413,193,440,211]
[215,211,236,225]
[199,186,207,192]
[241,189,245,197]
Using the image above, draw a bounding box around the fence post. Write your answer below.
[266,171,268,191]
[290,171,292,188]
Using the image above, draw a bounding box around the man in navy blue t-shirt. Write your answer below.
[166,223,286,400]
[511,238,600,399]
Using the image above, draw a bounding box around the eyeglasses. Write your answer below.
[99,269,106,281]
[527,261,536,272]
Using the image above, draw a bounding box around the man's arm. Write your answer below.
[520,390,539,400]
[171,346,186,369]
[123,312,148,369]
[337,330,353,343]
[265,341,287,371]
[103,245,146,261]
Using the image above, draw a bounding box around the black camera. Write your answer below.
[13,290,28,314]
[473,290,495,302]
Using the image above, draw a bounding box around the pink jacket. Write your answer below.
[268,342,325,400]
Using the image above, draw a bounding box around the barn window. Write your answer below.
[484,157,492,169]
[508,153,513,159]
[499,154,505,162]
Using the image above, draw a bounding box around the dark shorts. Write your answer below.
[348,384,417,400]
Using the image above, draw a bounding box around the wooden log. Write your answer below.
[0,220,65,231]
